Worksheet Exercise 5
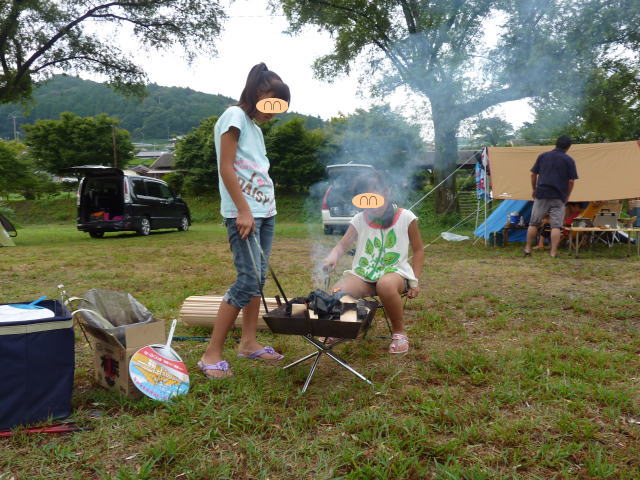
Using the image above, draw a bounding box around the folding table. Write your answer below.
[567,227,640,257]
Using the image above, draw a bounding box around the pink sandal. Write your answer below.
[389,334,409,354]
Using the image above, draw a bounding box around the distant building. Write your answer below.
[146,152,175,178]
[135,150,167,160]
[416,150,481,171]
[128,164,151,176]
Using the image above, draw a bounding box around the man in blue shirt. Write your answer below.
[524,135,578,258]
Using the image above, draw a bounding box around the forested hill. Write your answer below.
[0,75,324,141]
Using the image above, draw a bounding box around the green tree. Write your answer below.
[319,105,424,170]
[23,112,134,174]
[266,117,325,191]
[472,117,514,146]
[173,116,218,196]
[0,139,52,199]
[279,0,640,212]
[0,0,225,103]
[0,140,27,196]
[520,60,640,143]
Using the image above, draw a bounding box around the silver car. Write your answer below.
[321,164,375,235]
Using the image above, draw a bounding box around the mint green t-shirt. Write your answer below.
[214,106,276,218]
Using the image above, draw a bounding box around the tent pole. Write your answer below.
[409,151,479,211]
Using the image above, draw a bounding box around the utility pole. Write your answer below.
[111,124,118,169]
[8,113,18,140]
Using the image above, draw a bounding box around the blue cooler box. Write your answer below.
[0,300,74,430]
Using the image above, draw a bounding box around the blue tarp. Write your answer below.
[474,200,533,242]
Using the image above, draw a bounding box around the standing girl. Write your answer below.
[198,63,290,378]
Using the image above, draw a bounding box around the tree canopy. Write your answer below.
[472,117,514,147]
[519,60,640,143]
[172,115,218,196]
[278,0,640,210]
[0,0,225,103]
[23,112,134,174]
[0,140,27,195]
[266,117,325,191]
[320,105,424,170]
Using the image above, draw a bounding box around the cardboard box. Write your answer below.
[82,320,165,398]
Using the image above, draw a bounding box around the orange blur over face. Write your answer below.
[352,193,385,209]
[256,98,289,114]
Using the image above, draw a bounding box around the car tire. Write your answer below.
[324,226,333,235]
[89,231,104,239]
[177,215,189,232]
[137,217,151,236]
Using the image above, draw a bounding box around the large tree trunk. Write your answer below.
[432,108,460,214]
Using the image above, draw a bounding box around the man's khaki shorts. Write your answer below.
[529,198,565,229]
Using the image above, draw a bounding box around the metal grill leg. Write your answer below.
[324,350,372,385]
[301,352,323,393]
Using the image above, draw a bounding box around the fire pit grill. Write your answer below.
[263,300,378,339]
[246,234,379,393]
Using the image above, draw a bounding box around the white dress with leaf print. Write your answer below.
[345,208,418,284]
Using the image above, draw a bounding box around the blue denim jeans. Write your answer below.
[222,216,275,309]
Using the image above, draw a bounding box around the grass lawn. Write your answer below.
[1,222,640,479]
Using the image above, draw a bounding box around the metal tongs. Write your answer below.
[245,233,289,314]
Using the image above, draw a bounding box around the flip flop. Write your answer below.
[237,345,284,362]
[197,360,232,379]
[389,334,409,355]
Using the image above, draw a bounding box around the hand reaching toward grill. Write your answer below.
[407,287,419,299]
[322,254,337,272]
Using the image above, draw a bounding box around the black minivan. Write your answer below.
[68,165,191,238]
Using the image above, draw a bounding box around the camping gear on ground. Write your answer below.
[263,295,378,339]
[243,236,378,392]
[265,293,378,393]
[0,296,54,323]
[441,232,469,241]
[0,213,16,247]
[0,421,92,436]
[67,288,166,398]
[0,299,74,430]
[129,319,189,401]
[71,289,156,346]
[179,295,274,329]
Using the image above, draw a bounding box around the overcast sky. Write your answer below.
[125,0,533,131]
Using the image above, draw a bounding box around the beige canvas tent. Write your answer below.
[489,141,640,201]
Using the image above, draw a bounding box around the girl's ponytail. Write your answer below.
[238,63,290,118]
